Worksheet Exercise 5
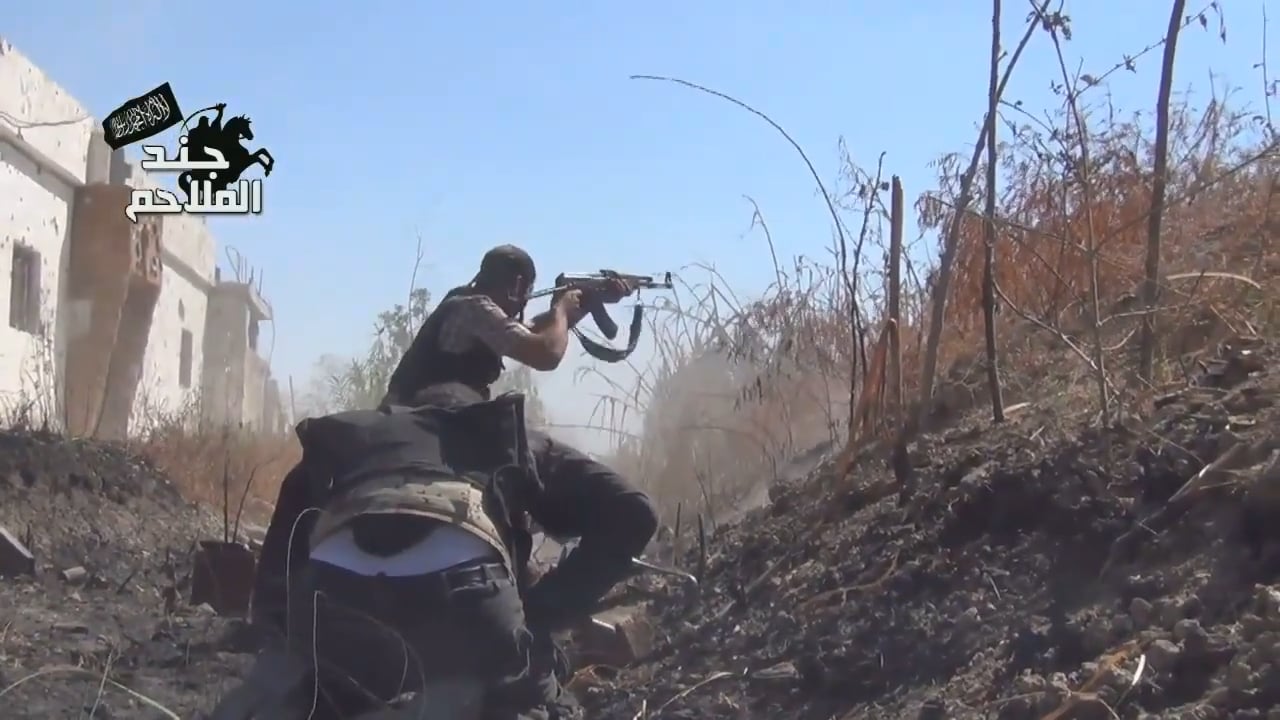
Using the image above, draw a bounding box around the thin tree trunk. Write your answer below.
[1138,0,1189,381]
[888,177,905,427]
[915,1,1047,428]
[982,0,1006,423]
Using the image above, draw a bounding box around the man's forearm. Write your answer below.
[525,543,633,632]
[526,308,560,332]
[529,301,583,330]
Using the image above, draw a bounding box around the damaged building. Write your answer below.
[0,38,286,437]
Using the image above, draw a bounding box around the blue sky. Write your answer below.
[7,0,1270,452]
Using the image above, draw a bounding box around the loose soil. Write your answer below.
[581,337,1280,720]
[1,338,1279,719]
[0,430,253,719]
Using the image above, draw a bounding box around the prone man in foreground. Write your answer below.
[217,245,658,719]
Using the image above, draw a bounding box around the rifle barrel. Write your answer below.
[529,271,674,299]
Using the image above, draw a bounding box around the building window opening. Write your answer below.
[179,329,193,388]
[8,245,42,336]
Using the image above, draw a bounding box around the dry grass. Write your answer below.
[0,390,297,531]
[928,85,1280,378]
[595,13,1280,531]
[129,404,299,528]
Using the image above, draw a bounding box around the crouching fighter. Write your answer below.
[381,244,659,659]
[208,394,573,719]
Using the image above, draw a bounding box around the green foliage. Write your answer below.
[317,287,432,413]
[305,287,548,425]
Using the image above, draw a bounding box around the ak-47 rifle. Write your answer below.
[528,270,674,363]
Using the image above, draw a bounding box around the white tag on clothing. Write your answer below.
[309,523,498,577]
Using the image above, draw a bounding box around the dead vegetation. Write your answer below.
[562,3,1280,718]
[1,2,1279,718]
[128,403,298,525]
[0,392,296,530]
[592,1,1280,540]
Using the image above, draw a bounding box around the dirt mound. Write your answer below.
[0,429,229,574]
[583,338,1280,720]
[0,429,248,719]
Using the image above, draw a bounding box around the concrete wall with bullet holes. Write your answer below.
[0,37,282,435]
[0,37,89,420]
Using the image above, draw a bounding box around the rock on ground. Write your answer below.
[0,429,250,719]
[3,338,1280,719]
[582,338,1280,720]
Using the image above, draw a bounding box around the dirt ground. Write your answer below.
[580,337,1280,720]
[0,429,253,719]
[1,338,1278,719]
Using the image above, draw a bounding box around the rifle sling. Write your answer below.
[575,304,644,363]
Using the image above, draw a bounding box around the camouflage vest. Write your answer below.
[297,395,537,571]
[308,475,514,569]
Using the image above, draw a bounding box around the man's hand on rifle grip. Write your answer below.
[552,288,586,326]
[597,278,636,304]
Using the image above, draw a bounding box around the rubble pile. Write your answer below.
[584,338,1280,720]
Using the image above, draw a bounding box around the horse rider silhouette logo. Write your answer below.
[103,81,277,222]
[120,98,278,223]
[176,103,275,201]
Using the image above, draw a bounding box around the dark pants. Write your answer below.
[287,557,580,719]
[384,386,658,588]
[522,430,658,631]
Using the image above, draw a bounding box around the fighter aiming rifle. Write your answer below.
[528,270,675,363]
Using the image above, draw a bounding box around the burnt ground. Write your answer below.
[0,430,253,719]
[582,337,1280,720]
[1,339,1279,720]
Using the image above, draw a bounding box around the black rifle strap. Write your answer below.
[574,304,644,363]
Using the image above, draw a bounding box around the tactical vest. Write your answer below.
[299,394,537,573]
[384,292,507,406]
